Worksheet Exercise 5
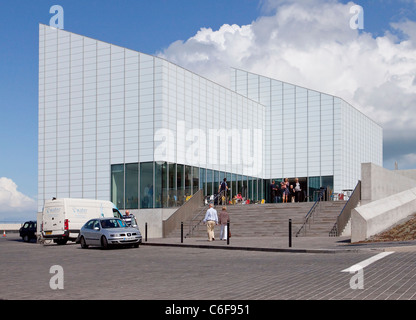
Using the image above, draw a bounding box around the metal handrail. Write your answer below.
[185,190,225,238]
[329,180,361,237]
[295,188,325,237]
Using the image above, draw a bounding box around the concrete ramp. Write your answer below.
[351,187,416,243]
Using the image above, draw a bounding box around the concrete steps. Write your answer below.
[166,201,347,239]
[297,202,346,236]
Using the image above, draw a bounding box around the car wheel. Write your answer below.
[80,236,88,249]
[23,235,29,242]
[101,236,109,249]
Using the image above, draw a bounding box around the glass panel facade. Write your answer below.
[242,176,248,199]
[231,69,381,194]
[39,25,382,212]
[192,167,199,195]
[231,174,236,199]
[154,162,167,208]
[125,163,138,209]
[185,165,192,200]
[111,162,267,209]
[168,163,176,207]
[309,176,321,201]
[177,164,184,206]
[140,162,153,208]
[214,171,220,196]
[111,164,124,209]
[200,168,206,194]
[206,169,213,197]
[322,175,334,199]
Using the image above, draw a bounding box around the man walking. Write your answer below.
[203,204,218,241]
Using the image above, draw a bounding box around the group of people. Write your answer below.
[202,204,230,241]
[270,178,304,203]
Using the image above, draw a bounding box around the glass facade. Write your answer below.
[125,163,139,209]
[111,162,265,209]
[231,68,383,193]
[140,162,153,209]
[38,25,382,212]
[111,164,124,209]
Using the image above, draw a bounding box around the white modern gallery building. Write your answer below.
[38,24,383,221]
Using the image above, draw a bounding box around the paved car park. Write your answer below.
[1,234,415,302]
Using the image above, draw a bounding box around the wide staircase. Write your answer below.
[165,200,347,239]
[297,201,347,237]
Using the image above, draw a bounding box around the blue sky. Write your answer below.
[1,0,416,221]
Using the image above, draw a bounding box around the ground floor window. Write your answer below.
[266,176,334,203]
[111,162,267,209]
[112,163,334,209]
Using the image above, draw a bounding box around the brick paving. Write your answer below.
[1,234,415,301]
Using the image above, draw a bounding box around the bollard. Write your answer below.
[289,219,292,248]
[145,222,148,242]
[227,221,230,245]
[181,222,184,243]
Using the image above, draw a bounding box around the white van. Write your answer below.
[41,198,123,245]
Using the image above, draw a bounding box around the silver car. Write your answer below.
[78,218,142,249]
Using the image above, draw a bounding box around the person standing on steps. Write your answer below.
[270,180,277,203]
[282,178,290,203]
[218,177,229,205]
[294,178,302,202]
[203,203,218,241]
[219,206,230,241]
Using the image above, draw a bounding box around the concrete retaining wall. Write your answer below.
[125,191,204,238]
[351,187,416,243]
[361,163,416,205]
[125,208,177,238]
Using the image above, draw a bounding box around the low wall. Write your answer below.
[0,224,22,232]
[397,169,416,181]
[124,208,176,238]
[351,187,416,243]
[122,191,204,239]
[361,163,416,205]
[162,189,204,237]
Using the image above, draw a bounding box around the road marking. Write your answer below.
[342,252,395,272]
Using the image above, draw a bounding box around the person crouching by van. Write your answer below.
[123,210,136,227]
[219,206,230,241]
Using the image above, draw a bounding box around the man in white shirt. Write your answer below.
[203,204,218,241]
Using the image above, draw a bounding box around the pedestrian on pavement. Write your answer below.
[219,206,230,241]
[203,203,218,241]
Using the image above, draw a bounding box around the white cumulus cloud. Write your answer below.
[0,177,37,221]
[158,0,416,169]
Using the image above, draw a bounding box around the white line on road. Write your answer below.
[342,252,395,273]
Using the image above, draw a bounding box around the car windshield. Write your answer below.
[100,219,126,229]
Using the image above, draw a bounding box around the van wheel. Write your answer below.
[101,236,109,249]
[23,235,29,242]
[80,236,88,249]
